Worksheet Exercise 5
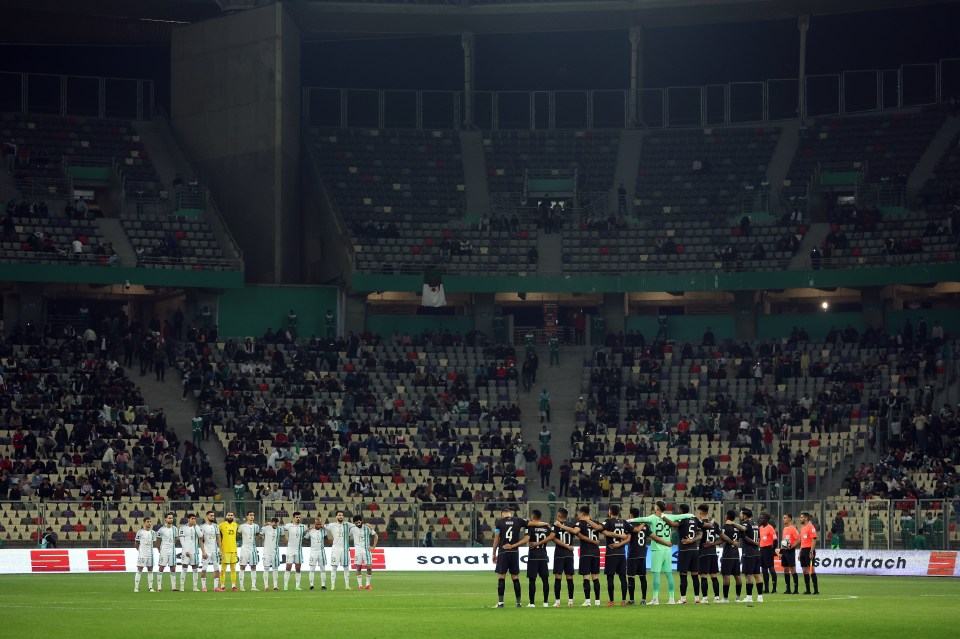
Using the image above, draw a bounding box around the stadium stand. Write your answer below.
[309,127,540,274]
[171,330,526,544]
[0,323,218,545]
[786,110,945,188]
[483,130,619,196]
[633,126,778,218]
[1,113,160,198]
[1,199,113,265]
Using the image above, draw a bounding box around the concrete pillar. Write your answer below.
[798,15,810,119]
[629,26,643,128]
[473,292,495,337]
[344,295,367,334]
[861,286,885,332]
[461,32,475,129]
[171,3,302,284]
[733,290,758,340]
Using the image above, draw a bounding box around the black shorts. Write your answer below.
[553,555,575,576]
[780,549,796,568]
[720,556,741,576]
[627,556,647,577]
[799,548,813,568]
[677,549,699,573]
[760,546,775,569]
[527,560,549,580]
[604,554,626,576]
[495,552,520,576]
[698,554,718,575]
[579,555,600,576]
[741,555,760,575]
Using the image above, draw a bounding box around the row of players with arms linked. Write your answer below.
[492,501,819,608]
[132,509,378,592]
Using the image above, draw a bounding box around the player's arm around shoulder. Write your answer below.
[583,517,604,531]
[553,520,579,534]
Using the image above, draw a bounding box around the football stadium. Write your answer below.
[0,0,958,635]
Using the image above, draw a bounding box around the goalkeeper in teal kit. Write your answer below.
[627,500,695,605]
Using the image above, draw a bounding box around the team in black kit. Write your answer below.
[493,503,818,608]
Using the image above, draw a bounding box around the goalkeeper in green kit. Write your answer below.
[627,500,695,605]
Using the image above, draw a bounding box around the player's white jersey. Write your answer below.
[179,524,202,562]
[136,529,156,556]
[307,527,328,565]
[283,523,307,564]
[238,522,261,565]
[135,529,155,566]
[262,525,282,567]
[238,523,261,550]
[200,521,221,563]
[324,521,357,565]
[157,525,178,565]
[350,524,376,566]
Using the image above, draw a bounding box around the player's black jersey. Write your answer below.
[526,523,551,561]
[678,516,701,551]
[577,520,601,556]
[495,516,527,552]
[628,522,649,558]
[553,524,575,557]
[699,519,721,556]
[603,517,629,555]
[740,520,760,557]
[721,523,740,558]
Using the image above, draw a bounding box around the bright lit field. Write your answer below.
[1,573,957,638]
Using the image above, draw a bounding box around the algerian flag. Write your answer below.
[421,267,446,307]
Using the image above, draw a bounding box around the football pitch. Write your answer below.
[0,572,957,638]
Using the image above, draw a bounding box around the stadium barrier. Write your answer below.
[1,547,957,577]
[1,498,955,550]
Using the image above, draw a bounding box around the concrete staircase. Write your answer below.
[0,163,18,200]
[95,217,136,267]
[536,233,562,276]
[766,120,801,202]
[136,370,228,489]
[907,113,960,196]
[788,221,830,269]
[134,118,196,191]
[458,130,490,219]
[610,129,644,214]
[518,346,586,500]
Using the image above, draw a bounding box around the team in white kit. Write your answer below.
[133,509,378,593]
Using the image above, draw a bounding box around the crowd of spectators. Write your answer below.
[174,327,534,507]
[567,319,956,505]
[0,317,218,510]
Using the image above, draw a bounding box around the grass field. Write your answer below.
[0,572,957,638]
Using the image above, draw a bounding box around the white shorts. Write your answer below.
[284,548,303,565]
[262,548,280,569]
[181,549,200,567]
[157,550,177,567]
[238,547,259,566]
[136,555,154,568]
[329,551,347,567]
[308,552,326,568]
[353,550,373,568]
[200,547,220,569]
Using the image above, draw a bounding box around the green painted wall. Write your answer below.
[757,312,864,340]
[351,263,960,295]
[365,314,474,337]
[886,309,960,337]
[0,262,242,288]
[626,314,735,343]
[218,285,338,337]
